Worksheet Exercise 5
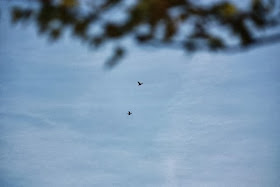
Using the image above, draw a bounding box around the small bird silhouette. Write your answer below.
[128,111,132,115]
[138,81,143,86]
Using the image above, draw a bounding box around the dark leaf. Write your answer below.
[105,46,125,68]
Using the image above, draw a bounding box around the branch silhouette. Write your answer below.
[9,0,280,67]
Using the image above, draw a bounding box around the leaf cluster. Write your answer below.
[11,0,280,66]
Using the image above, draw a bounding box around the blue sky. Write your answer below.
[1,3,280,187]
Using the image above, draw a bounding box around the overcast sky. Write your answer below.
[0,3,280,187]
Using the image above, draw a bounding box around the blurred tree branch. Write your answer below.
[9,0,280,67]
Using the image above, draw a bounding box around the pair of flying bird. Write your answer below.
[127,81,143,115]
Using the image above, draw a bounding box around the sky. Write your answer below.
[1,3,280,187]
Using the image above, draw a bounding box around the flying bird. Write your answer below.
[138,81,143,86]
[128,111,132,115]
